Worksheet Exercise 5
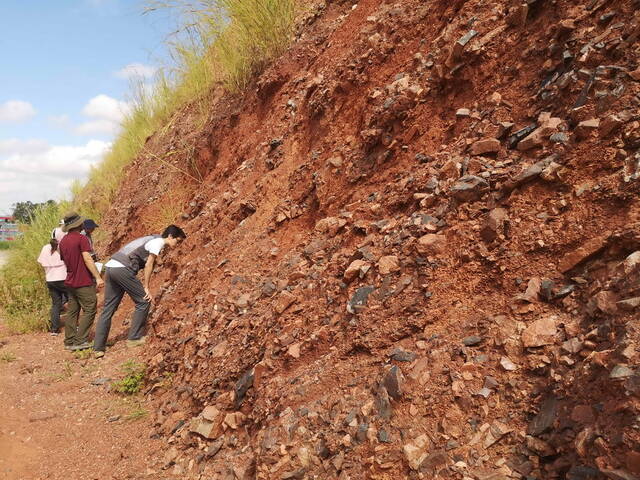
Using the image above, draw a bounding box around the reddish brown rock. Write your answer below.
[558,234,610,273]
[416,234,446,256]
[470,138,500,155]
[592,290,619,315]
[377,255,400,275]
[575,119,600,140]
[344,260,370,282]
[274,290,297,314]
[522,316,558,348]
[480,208,509,243]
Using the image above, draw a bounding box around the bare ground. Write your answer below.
[0,323,166,480]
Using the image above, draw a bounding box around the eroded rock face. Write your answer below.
[94,0,640,476]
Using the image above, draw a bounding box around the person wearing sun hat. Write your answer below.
[58,212,103,351]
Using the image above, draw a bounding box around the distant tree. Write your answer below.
[11,200,56,224]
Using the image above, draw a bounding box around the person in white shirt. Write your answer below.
[37,238,68,335]
[93,225,186,358]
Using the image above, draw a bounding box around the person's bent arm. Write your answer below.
[82,251,103,288]
[143,254,157,302]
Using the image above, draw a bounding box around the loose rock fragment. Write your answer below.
[347,285,376,314]
[470,138,501,155]
[521,316,558,348]
[450,175,489,202]
[383,365,405,400]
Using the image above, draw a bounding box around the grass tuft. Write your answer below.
[0,351,17,363]
[113,360,146,395]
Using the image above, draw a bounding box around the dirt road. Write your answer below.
[0,324,166,480]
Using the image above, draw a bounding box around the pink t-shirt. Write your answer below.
[37,244,68,282]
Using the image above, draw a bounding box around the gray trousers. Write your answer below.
[93,267,150,351]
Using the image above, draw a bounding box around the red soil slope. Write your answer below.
[96,0,640,477]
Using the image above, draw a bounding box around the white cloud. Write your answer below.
[115,63,158,80]
[48,114,71,129]
[0,100,37,124]
[0,139,110,213]
[0,139,50,156]
[74,94,131,136]
[75,119,122,136]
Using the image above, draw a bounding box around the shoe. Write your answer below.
[126,337,146,347]
[94,351,105,359]
[70,342,93,351]
[64,344,74,351]
[49,332,59,336]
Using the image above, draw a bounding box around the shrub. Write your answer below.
[114,360,146,395]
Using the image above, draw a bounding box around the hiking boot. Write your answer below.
[64,344,74,351]
[50,332,59,336]
[126,337,146,348]
[94,350,105,359]
[70,342,92,351]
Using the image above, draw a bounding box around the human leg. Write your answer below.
[64,288,80,346]
[46,281,65,332]
[93,269,125,352]
[75,285,97,345]
[118,269,150,340]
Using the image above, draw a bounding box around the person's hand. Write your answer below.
[144,287,154,303]
[95,277,104,289]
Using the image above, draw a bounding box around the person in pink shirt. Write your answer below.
[37,238,68,335]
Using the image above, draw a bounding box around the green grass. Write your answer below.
[0,351,17,363]
[75,0,295,215]
[113,360,146,395]
[0,202,69,333]
[0,241,13,250]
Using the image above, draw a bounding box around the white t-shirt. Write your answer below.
[105,237,165,268]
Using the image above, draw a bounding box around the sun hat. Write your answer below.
[62,212,85,232]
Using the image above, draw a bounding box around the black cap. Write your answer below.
[83,219,99,230]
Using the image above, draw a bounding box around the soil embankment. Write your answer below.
[6,0,640,477]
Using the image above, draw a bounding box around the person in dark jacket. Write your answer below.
[93,225,186,358]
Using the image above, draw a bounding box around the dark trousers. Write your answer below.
[65,285,97,346]
[94,267,150,352]
[46,280,67,332]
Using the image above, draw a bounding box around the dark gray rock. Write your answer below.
[450,175,489,202]
[550,132,569,144]
[234,368,255,408]
[378,429,392,443]
[356,423,369,442]
[507,124,537,149]
[567,465,601,480]
[91,377,111,386]
[383,365,405,400]
[610,364,634,379]
[205,439,224,458]
[462,335,483,346]
[347,285,376,314]
[527,395,558,436]
[390,347,417,362]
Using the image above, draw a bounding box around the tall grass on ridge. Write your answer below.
[1,0,295,333]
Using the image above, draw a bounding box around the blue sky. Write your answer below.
[0,0,176,214]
